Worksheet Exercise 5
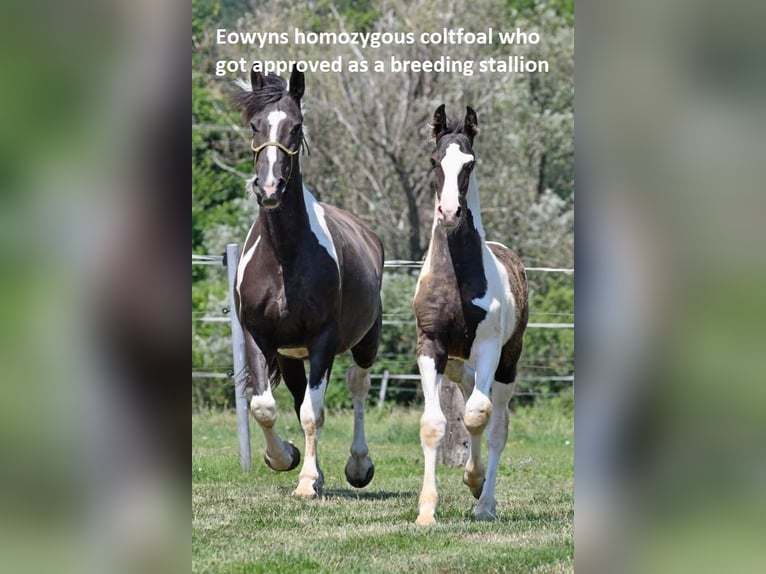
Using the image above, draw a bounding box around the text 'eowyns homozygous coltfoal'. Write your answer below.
[232,68,384,498]
[413,105,529,524]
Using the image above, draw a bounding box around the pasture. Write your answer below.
[192,392,573,573]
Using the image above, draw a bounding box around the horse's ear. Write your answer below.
[463,106,479,143]
[289,67,305,101]
[431,104,447,141]
[250,67,265,92]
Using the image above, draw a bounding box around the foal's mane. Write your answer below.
[430,116,471,142]
[231,74,289,121]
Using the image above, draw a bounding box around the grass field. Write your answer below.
[192,392,573,573]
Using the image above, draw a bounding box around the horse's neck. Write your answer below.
[430,172,486,268]
[464,172,485,240]
[260,176,308,262]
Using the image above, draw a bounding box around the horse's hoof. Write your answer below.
[292,469,324,498]
[463,473,485,500]
[475,499,497,521]
[263,441,301,472]
[415,513,436,526]
[344,456,375,488]
[469,478,485,500]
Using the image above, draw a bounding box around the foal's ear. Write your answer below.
[250,67,265,91]
[463,106,479,143]
[289,67,305,101]
[431,104,448,141]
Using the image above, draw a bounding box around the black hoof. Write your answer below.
[470,478,485,500]
[345,462,375,488]
[263,442,301,472]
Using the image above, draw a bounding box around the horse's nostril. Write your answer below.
[437,205,443,215]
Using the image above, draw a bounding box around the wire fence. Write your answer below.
[192,252,574,403]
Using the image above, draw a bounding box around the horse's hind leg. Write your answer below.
[474,338,522,520]
[475,380,514,520]
[245,330,300,472]
[344,314,381,488]
[277,356,307,421]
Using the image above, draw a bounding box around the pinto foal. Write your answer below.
[413,105,529,524]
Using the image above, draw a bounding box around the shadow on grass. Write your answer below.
[323,488,412,501]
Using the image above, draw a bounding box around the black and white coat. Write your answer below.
[413,105,528,524]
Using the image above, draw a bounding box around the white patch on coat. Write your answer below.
[236,223,260,302]
[303,186,340,273]
[467,243,517,396]
[439,143,474,215]
[265,110,287,186]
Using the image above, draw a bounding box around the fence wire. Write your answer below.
[192,252,573,400]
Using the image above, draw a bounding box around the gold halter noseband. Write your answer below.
[250,136,310,184]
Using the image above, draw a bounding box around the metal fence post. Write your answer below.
[225,243,251,471]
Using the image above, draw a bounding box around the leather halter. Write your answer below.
[250,137,308,183]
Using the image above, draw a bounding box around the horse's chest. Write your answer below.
[414,275,488,359]
[240,249,339,335]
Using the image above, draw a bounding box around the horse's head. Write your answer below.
[429,104,479,229]
[233,67,305,210]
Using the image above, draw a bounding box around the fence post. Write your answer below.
[225,243,251,472]
[377,370,390,409]
[437,381,469,468]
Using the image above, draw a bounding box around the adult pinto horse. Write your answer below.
[413,105,529,524]
[232,68,383,498]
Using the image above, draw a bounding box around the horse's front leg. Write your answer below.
[245,330,300,472]
[463,340,502,511]
[415,339,447,525]
[292,324,338,498]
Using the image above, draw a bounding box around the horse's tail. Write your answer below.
[268,355,282,389]
[240,355,281,390]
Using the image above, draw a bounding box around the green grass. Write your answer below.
[193,393,573,573]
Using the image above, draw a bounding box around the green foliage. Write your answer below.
[192,0,574,410]
[508,0,574,22]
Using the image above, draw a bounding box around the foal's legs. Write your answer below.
[475,380,514,520]
[293,325,337,498]
[245,331,300,472]
[462,340,502,511]
[344,315,381,488]
[415,346,447,525]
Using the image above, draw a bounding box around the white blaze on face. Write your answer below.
[264,110,287,186]
[439,143,474,215]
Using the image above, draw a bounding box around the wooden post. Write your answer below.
[437,381,469,467]
[225,243,251,472]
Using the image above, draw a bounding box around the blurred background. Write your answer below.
[576,0,766,572]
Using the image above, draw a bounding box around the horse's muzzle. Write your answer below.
[437,205,462,229]
[256,179,285,210]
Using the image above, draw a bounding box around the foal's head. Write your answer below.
[429,104,479,229]
[233,67,305,210]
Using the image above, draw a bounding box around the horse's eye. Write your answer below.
[251,122,259,134]
[291,124,302,135]
[465,161,475,171]
[430,158,437,169]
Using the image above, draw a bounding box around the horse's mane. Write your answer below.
[430,116,470,141]
[231,74,288,121]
